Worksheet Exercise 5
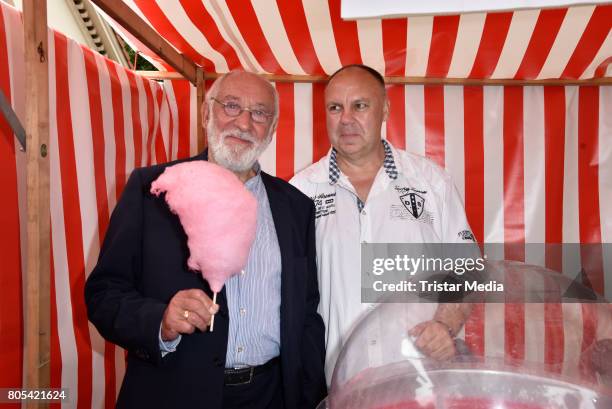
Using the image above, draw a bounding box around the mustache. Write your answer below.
[338,125,362,135]
[219,129,257,144]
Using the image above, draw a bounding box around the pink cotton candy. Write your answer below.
[150,161,257,292]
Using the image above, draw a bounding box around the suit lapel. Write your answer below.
[260,172,293,369]
[261,171,293,287]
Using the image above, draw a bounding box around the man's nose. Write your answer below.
[340,108,354,124]
[233,109,253,130]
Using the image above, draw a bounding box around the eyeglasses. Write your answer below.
[211,97,274,124]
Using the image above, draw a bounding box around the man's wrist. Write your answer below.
[433,303,469,337]
[433,319,456,338]
[159,324,181,354]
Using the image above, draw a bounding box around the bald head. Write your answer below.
[326,64,386,99]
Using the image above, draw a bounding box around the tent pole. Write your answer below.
[196,67,206,153]
[23,0,50,405]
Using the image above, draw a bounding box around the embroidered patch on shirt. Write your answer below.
[399,192,425,218]
[391,186,433,225]
[394,186,427,218]
[390,204,434,225]
[458,230,476,242]
[312,192,336,219]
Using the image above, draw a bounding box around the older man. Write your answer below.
[86,71,326,409]
[291,65,474,381]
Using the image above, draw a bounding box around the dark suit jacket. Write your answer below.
[85,154,326,409]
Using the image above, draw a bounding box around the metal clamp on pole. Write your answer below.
[0,89,26,151]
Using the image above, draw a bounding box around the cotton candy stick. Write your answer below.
[210,292,218,332]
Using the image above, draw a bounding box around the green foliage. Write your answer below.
[123,42,157,71]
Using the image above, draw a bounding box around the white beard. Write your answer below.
[207,115,272,172]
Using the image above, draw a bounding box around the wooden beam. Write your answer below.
[135,70,611,86]
[91,0,198,85]
[23,0,50,404]
[383,76,612,86]
[196,67,206,152]
[135,71,186,80]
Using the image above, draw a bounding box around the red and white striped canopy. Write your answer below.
[110,0,611,79]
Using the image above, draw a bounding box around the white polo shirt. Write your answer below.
[290,140,475,380]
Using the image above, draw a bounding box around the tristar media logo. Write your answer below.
[400,192,425,219]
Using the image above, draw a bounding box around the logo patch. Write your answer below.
[312,192,336,219]
[458,230,476,242]
[400,192,425,219]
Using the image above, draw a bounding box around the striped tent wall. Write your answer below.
[1,1,611,408]
[45,31,182,409]
[0,3,193,408]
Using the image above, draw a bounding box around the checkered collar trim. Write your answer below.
[328,139,398,185]
[328,149,341,184]
[382,139,399,180]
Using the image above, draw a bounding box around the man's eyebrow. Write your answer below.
[251,102,271,109]
[219,95,271,109]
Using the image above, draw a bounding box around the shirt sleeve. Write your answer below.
[158,324,181,357]
[441,177,476,243]
[440,177,483,286]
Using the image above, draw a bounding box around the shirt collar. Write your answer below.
[381,139,399,180]
[245,161,262,189]
[252,161,261,175]
[328,139,399,185]
[328,148,341,184]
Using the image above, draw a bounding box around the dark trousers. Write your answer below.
[222,361,284,409]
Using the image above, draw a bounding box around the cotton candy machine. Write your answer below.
[317,260,612,409]
[319,360,611,409]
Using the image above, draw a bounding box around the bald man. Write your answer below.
[291,65,474,381]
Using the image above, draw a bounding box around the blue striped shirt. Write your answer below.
[224,170,281,367]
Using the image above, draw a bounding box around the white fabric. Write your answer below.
[290,141,474,380]
[340,0,607,18]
